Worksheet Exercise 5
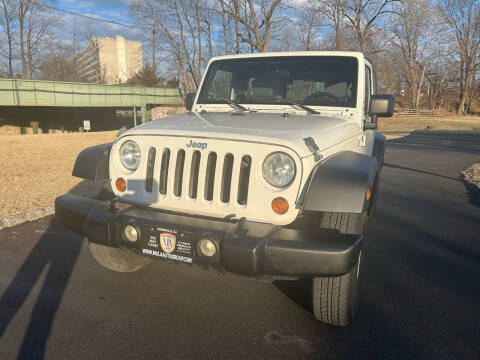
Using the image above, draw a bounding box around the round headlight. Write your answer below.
[262,152,296,187]
[119,140,141,171]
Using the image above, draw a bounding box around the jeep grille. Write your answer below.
[145,146,252,205]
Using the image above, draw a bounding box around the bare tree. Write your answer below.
[18,0,33,78]
[37,42,87,82]
[130,0,212,90]
[17,0,57,79]
[317,0,346,50]
[122,0,480,114]
[343,0,399,52]
[219,0,283,52]
[295,0,324,50]
[391,0,441,109]
[0,0,16,77]
[25,3,57,78]
[438,0,480,114]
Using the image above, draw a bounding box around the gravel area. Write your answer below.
[461,163,480,188]
[0,131,117,218]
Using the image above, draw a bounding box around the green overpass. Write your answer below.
[0,78,183,125]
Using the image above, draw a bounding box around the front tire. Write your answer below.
[312,255,361,326]
[319,211,367,234]
[90,243,152,273]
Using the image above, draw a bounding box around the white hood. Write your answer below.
[122,112,361,158]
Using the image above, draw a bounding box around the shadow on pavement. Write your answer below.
[462,181,480,208]
[0,220,83,360]
[0,180,104,359]
[383,162,463,182]
[389,130,480,208]
[389,130,480,154]
[273,277,313,313]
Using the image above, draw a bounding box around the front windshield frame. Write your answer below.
[197,56,359,109]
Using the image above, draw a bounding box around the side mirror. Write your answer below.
[369,94,395,117]
[185,92,196,112]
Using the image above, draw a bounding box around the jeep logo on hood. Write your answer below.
[186,139,207,150]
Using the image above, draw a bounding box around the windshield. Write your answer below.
[198,56,358,108]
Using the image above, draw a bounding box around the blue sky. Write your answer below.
[52,0,142,44]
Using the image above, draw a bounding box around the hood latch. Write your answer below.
[303,137,322,162]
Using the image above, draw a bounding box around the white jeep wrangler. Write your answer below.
[56,51,394,326]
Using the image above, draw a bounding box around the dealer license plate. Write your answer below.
[141,225,194,264]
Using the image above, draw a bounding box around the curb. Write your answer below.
[0,205,55,231]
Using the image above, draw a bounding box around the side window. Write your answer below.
[372,70,378,94]
[364,66,372,115]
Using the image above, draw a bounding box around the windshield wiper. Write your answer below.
[274,98,320,115]
[216,98,249,112]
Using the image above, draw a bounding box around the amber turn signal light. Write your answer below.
[366,188,371,201]
[115,177,127,192]
[272,197,289,215]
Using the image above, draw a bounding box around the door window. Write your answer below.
[364,66,372,115]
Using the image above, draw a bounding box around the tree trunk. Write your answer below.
[206,20,213,58]
[152,27,156,72]
[415,65,426,110]
[221,13,228,53]
[27,17,33,79]
[19,13,26,78]
[335,22,341,50]
[1,0,14,77]
[195,1,202,78]
[234,0,240,54]
[457,91,467,115]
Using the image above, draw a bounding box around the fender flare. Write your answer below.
[302,151,378,214]
[372,133,386,170]
[72,143,112,181]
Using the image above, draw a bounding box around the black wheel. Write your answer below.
[90,243,152,273]
[312,255,361,326]
[319,211,367,234]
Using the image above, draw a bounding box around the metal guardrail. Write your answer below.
[0,79,183,107]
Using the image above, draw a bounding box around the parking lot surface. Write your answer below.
[1,131,479,359]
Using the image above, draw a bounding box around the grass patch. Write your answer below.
[379,115,480,132]
[0,131,117,217]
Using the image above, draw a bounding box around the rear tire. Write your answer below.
[90,243,152,273]
[312,255,361,327]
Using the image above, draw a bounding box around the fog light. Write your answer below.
[196,238,217,258]
[123,225,139,243]
[116,177,127,192]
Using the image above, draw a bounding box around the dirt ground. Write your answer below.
[0,131,117,217]
[378,115,480,132]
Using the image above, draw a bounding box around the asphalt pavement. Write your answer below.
[0,131,479,360]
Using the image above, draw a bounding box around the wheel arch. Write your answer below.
[72,142,112,181]
[372,132,386,170]
[301,151,378,214]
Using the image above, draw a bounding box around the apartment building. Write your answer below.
[75,35,143,84]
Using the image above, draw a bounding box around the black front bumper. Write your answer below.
[55,194,364,278]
